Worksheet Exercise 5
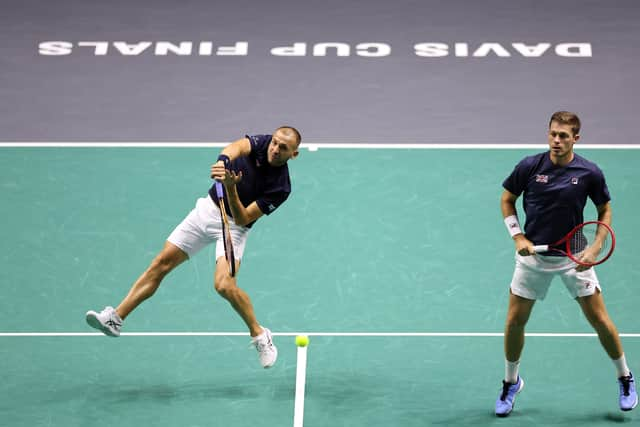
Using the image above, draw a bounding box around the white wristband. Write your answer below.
[504,215,522,237]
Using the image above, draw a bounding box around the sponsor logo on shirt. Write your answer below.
[535,174,549,183]
[571,177,579,184]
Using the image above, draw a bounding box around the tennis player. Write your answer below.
[495,112,637,415]
[86,126,301,368]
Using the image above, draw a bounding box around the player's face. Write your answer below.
[267,129,299,166]
[548,121,579,162]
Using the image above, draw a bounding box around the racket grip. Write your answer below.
[532,245,549,252]
[214,181,224,198]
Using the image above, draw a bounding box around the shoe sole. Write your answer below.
[496,378,525,417]
[85,311,119,337]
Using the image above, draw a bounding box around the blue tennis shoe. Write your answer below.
[619,373,638,411]
[495,376,524,417]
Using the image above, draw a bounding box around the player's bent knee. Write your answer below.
[214,274,235,297]
[214,282,235,300]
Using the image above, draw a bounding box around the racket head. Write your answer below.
[565,221,615,267]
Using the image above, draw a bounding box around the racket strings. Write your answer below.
[569,224,612,261]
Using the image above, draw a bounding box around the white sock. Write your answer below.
[612,354,631,378]
[252,327,266,341]
[505,359,520,384]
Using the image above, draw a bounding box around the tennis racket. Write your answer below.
[532,221,615,269]
[214,181,236,277]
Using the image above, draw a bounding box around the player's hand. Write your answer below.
[210,160,227,180]
[211,161,243,185]
[575,246,598,271]
[221,169,243,187]
[514,234,535,256]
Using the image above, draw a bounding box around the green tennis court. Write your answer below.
[1,147,639,426]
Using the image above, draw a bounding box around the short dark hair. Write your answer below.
[549,111,581,136]
[277,126,302,146]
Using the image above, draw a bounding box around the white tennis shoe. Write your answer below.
[252,327,278,368]
[86,306,123,337]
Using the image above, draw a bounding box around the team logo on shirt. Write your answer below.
[535,174,549,183]
[571,177,579,184]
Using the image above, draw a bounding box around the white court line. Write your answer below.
[293,345,308,427]
[1,142,640,149]
[1,332,640,337]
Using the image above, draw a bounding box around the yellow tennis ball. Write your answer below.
[295,335,309,347]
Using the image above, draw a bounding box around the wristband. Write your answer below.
[217,154,231,168]
[504,215,523,237]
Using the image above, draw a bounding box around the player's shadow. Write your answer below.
[112,382,261,403]
[40,381,264,406]
[603,412,632,423]
[429,406,634,426]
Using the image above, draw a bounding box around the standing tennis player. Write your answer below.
[86,126,301,368]
[495,112,637,415]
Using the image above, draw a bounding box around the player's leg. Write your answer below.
[86,196,213,337]
[116,241,188,319]
[563,266,637,411]
[504,292,536,368]
[210,217,259,334]
[85,242,188,336]
[495,292,533,413]
[214,256,277,368]
[496,254,551,417]
[214,257,260,335]
[211,222,277,368]
[576,290,637,411]
[577,291,623,359]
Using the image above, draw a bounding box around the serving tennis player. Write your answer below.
[86,126,301,369]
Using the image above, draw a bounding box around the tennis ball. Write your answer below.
[295,335,309,347]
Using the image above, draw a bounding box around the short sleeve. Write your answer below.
[502,158,531,196]
[246,134,270,153]
[589,166,611,206]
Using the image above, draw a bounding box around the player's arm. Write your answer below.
[220,137,252,161]
[210,137,264,226]
[501,189,534,256]
[210,137,252,178]
[592,201,612,250]
[224,191,264,226]
[575,201,613,271]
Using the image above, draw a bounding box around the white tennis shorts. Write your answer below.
[167,195,250,260]
[509,253,601,300]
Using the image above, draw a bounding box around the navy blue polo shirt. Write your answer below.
[209,134,291,228]
[502,151,610,247]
